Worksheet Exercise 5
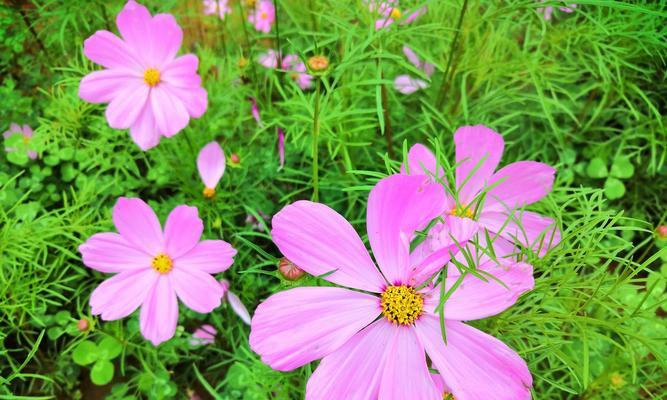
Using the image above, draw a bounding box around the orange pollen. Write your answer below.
[143,68,161,87]
[203,187,216,198]
[151,253,173,274]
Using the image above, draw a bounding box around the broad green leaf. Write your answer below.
[586,157,608,178]
[90,359,114,386]
[604,177,625,199]
[98,337,123,360]
[72,340,98,365]
[610,157,634,179]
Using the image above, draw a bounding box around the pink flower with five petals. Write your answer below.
[79,0,208,150]
[248,0,275,33]
[250,174,533,399]
[79,197,236,345]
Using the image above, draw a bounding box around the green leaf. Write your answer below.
[72,340,98,365]
[604,177,625,200]
[586,158,608,178]
[7,150,29,166]
[54,310,71,326]
[98,337,123,360]
[90,359,114,386]
[610,157,634,179]
[47,326,63,341]
[43,154,60,166]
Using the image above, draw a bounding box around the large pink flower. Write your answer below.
[250,174,534,399]
[248,0,275,33]
[79,197,236,345]
[79,0,208,151]
[402,125,560,263]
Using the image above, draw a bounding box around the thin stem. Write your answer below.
[274,0,283,68]
[312,79,321,202]
[435,0,469,109]
[380,72,394,159]
[16,5,47,56]
[237,1,258,81]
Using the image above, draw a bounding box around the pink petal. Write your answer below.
[166,85,208,118]
[79,69,141,104]
[79,232,152,273]
[400,143,444,180]
[129,101,161,150]
[175,240,236,274]
[140,275,179,345]
[454,125,505,204]
[90,268,156,320]
[83,30,143,70]
[147,13,183,66]
[258,49,279,69]
[116,0,152,57]
[393,75,428,94]
[415,317,532,400]
[271,200,386,292]
[250,97,262,124]
[161,54,201,88]
[379,327,441,400]
[105,82,149,129]
[150,86,190,137]
[484,161,556,212]
[197,141,226,189]
[306,319,395,399]
[163,205,203,258]
[430,374,452,395]
[202,0,217,15]
[112,197,164,255]
[277,128,285,170]
[401,7,427,24]
[479,210,561,256]
[375,18,394,30]
[424,261,534,320]
[403,45,421,69]
[171,267,224,313]
[227,290,251,325]
[366,174,447,284]
[249,287,380,371]
[190,324,216,345]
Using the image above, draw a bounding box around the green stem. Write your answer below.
[312,79,321,202]
[237,2,258,81]
[435,0,469,110]
[274,0,283,68]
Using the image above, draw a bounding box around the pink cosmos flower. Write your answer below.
[394,45,435,95]
[367,0,426,30]
[197,141,226,198]
[190,324,217,345]
[220,279,251,324]
[277,127,285,170]
[250,174,534,399]
[250,97,262,125]
[402,125,560,263]
[248,0,275,33]
[203,0,231,19]
[537,1,577,20]
[79,0,208,151]
[79,197,237,345]
[258,50,313,89]
[3,123,37,159]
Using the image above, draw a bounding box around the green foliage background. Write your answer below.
[0,0,665,398]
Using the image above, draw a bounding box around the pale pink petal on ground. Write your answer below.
[367,174,447,284]
[161,55,201,88]
[379,327,441,400]
[170,268,224,313]
[176,240,236,274]
[140,276,179,345]
[227,290,251,325]
[150,86,189,137]
[116,0,152,54]
[79,232,153,273]
[197,141,226,189]
[163,205,203,258]
[400,143,445,180]
[90,268,157,320]
[105,83,149,129]
[112,197,164,255]
[479,210,561,256]
[83,30,143,70]
[79,69,141,104]
[454,125,505,204]
[424,261,533,320]
[271,200,385,292]
[129,101,161,150]
[190,324,216,345]
[148,14,183,66]
[415,317,532,400]
[394,75,428,94]
[484,161,556,212]
[306,319,395,399]
[249,287,380,371]
[165,85,208,118]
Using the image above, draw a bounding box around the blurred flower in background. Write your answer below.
[248,0,275,33]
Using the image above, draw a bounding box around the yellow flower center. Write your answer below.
[143,68,161,87]
[380,285,423,325]
[151,253,173,274]
[203,187,216,198]
[260,11,268,19]
[447,205,474,219]
[390,8,402,19]
[444,393,456,400]
[22,136,30,145]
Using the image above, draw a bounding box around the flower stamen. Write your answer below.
[143,68,161,87]
[151,253,173,274]
[380,285,423,325]
[447,205,474,219]
[390,8,402,19]
[203,187,216,198]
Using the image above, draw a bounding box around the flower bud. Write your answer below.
[656,225,667,240]
[238,56,248,68]
[230,153,241,165]
[278,257,305,280]
[77,318,90,332]
[307,55,330,74]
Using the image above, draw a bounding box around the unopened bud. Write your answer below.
[230,153,241,165]
[238,57,248,68]
[278,257,305,280]
[307,55,330,73]
[77,318,90,332]
[609,372,625,388]
[656,225,667,239]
